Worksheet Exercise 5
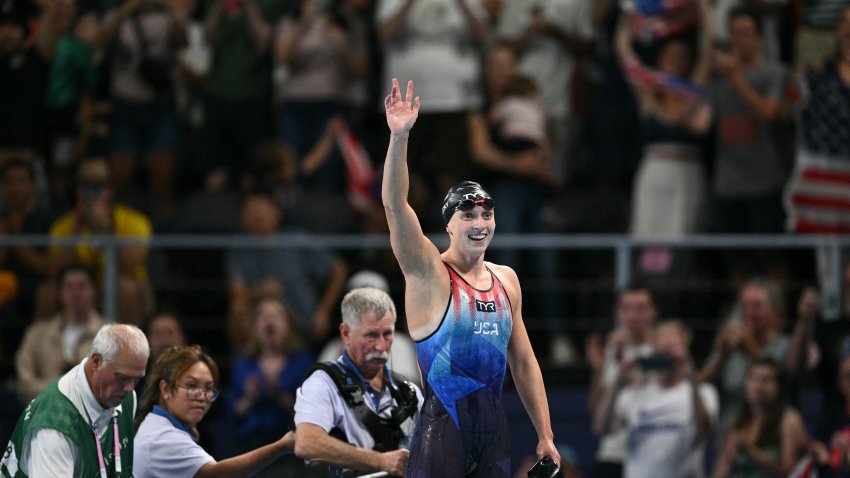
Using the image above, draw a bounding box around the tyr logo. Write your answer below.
[475,300,496,313]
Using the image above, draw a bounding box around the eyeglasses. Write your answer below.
[179,384,220,402]
[456,197,495,211]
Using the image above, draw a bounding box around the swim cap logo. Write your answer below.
[441,181,493,226]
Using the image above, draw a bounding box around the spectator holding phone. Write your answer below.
[274,0,360,197]
[97,0,187,211]
[586,283,658,478]
[595,321,718,478]
[201,0,286,191]
[48,158,153,326]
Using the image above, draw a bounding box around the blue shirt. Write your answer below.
[226,351,314,437]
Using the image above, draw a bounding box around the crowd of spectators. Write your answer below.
[1,0,850,474]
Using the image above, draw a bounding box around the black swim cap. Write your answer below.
[441,181,494,226]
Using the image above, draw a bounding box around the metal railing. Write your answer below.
[3,233,849,322]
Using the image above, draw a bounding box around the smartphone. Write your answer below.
[638,354,674,371]
[80,182,105,201]
[527,456,561,478]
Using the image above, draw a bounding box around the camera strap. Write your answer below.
[305,361,418,452]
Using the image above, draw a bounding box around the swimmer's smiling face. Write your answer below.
[447,205,495,251]
[442,181,495,251]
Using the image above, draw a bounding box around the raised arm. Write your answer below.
[97,0,140,53]
[614,14,655,112]
[690,0,714,86]
[243,0,274,54]
[32,0,61,61]
[467,112,552,182]
[377,0,414,43]
[311,258,349,342]
[381,79,440,277]
[454,0,488,43]
[592,360,631,437]
[786,287,820,379]
[203,0,225,45]
[711,51,783,121]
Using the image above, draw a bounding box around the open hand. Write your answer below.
[384,78,420,135]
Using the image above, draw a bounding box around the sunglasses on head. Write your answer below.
[456,197,495,211]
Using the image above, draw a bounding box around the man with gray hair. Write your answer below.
[294,287,423,477]
[1,323,149,477]
[699,278,791,425]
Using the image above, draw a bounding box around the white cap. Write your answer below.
[345,270,389,293]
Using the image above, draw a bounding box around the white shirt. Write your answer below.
[62,323,86,363]
[294,357,423,451]
[376,0,487,112]
[595,341,654,462]
[616,380,719,478]
[496,0,595,119]
[133,411,214,478]
[21,358,135,477]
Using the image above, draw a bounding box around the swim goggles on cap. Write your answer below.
[456,197,495,211]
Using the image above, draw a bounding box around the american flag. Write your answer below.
[785,61,850,233]
[623,56,705,100]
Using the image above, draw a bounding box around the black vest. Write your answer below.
[305,361,418,452]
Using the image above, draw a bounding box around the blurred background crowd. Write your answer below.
[1,0,850,474]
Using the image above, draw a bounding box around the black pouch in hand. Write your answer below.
[528,456,562,478]
[137,56,172,92]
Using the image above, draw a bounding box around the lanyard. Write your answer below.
[341,351,392,410]
[74,362,122,478]
[83,405,121,478]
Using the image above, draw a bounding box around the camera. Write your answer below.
[638,354,674,371]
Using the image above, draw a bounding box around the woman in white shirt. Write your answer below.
[133,345,294,477]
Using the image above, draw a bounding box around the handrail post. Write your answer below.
[615,240,632,291]
[827,239,843,320]
[101,236,119,323]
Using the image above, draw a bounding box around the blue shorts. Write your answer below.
[110,98,178,155]
[407,390,510,477]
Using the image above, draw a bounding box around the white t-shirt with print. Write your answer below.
[616,380,719,478]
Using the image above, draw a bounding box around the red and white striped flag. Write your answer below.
[785,150,850,233]
[335,121,378,214]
